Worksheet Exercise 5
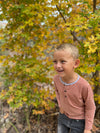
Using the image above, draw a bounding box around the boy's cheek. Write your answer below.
[54,65,57,70]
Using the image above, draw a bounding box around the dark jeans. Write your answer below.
[57,113,85,133]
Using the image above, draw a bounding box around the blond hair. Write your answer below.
[56,43,79,59]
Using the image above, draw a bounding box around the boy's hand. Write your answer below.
[84,130,91,133]
[60,108,64,114]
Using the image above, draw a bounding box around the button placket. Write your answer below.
[63,85,67,98]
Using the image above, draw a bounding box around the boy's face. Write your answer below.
[53,49,79,79]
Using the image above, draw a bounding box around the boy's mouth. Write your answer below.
[57,70,64,72]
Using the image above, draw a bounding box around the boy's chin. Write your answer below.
[57,73,65,77]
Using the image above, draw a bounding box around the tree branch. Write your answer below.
[70,31,81,44]
[56,5,81,44]
[93,0,96,13]
[56,5,66,23]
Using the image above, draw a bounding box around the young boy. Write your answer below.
[53,43,96,133]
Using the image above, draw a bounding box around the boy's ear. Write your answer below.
[74,59,80,68]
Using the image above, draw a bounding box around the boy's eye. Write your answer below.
[61,60,66,63]
[53,60,67,64]
[53,60,57,63]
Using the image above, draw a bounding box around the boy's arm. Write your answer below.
[60,107,64,114]
[54,81,61,108]
[54,76,64,113]
[84,130,91,133]
[83,84,96,130]
[54,82,64,114]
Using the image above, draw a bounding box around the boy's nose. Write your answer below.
[56,62,62,68]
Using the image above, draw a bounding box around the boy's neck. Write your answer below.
[61,72,78,84]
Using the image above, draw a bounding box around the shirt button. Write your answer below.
[76,120,79,122]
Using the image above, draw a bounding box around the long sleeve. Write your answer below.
[54,81,61,108]
[82,84,96,130]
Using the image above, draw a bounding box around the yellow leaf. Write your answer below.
[33,110,44,115]
[9,86,13,91]
[42,101,47,106]
[26,68,31,73]
[7,96,14,104]
[0,36,3,39]
[88,35,95,42]
[0,55,6,63]
[0,90,6,97]
[23,97,27,102]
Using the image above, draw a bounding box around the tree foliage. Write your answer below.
[0,0,100,113]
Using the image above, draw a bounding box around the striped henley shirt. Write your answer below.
[54,74,96,130]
